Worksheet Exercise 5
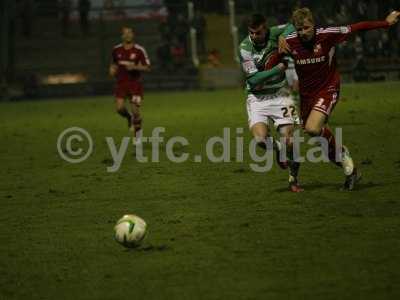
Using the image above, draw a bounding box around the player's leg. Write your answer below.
[271,95,302,191]
[247,95,288,169]
[251,121,289,169]
[305,109,344,164]
[305,109,344,166]
[251,122,269,147]
[115,97,132,128]
[305,109,360,190]
[130,95,143,141]
[278,124,303,192]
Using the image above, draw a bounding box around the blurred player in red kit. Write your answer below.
[282,8,400,190]
[109,26,150,142]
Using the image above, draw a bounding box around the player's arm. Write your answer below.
[329,11,400,45]
[109,63,118,77]
[350,11,399,32]
[269,23,296,54]
[125,62,150,72]
[271,23,295,37]
[279,23,295,54]
[282,23,296,36]
[239,47,286,88]
[109,49,118,77]
[247,64,286,88]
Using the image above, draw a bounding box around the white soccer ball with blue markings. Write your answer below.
[114,214,147,248]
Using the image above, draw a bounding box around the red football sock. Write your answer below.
[320,127,342,167]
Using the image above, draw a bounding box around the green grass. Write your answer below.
[1,82,400,299]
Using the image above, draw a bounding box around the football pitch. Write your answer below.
[1,82,400,299]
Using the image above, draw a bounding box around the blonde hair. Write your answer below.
[292,7,314,27]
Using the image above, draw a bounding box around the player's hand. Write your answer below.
[125,62,137,71]
[277,62,287,72]
[109,64,117,77]
[125,62,145,71]
[118,61,134,69]
[127,62,150,71]
[118,61,137,70]
[278,36,291,54]
[386,11,400,26]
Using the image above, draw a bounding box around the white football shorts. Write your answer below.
[246,93,300,128]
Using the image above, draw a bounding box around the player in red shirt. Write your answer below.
[109,26,150,142]
[283,8,400,190]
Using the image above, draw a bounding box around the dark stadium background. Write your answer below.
[1,0,400,100]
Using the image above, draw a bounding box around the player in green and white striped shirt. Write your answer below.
[239,14,302,192]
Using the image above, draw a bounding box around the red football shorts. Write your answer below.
[300,90,339,123]
[114,81,143,100]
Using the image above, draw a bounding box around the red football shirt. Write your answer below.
[112,43,150,83]
[285,21,389,99]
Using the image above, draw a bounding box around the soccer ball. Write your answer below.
[114,214,147,248]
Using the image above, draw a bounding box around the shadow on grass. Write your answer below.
[123,243,170,253]
[273,181,384,193]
